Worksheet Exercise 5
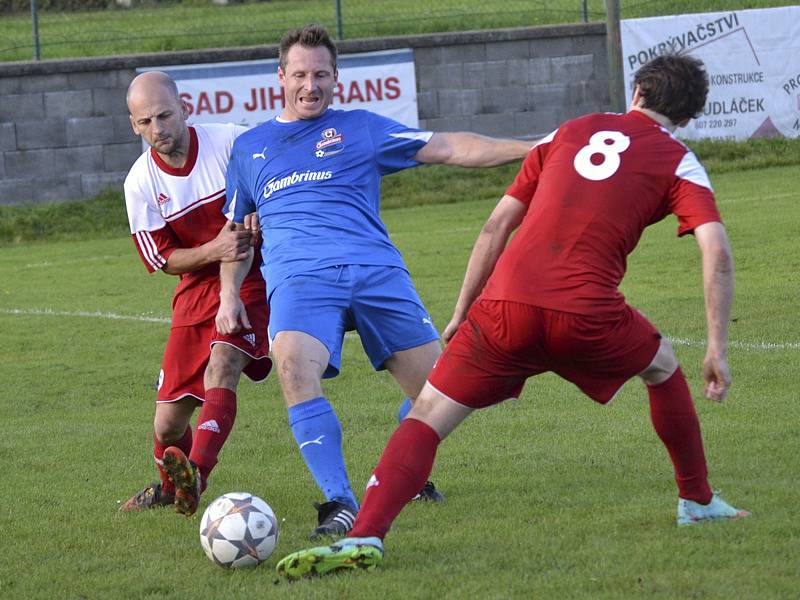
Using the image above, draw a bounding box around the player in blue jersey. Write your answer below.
[216,24,534,539]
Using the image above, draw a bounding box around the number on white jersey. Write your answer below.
[573,131,631,181]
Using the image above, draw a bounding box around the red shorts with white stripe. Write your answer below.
[427,299,661,408]
[156,298,271,403]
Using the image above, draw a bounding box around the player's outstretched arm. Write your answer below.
[162,221,253,275]
[414,132,535,168]
[216,222,255,335]
[442,195,526,343]
[694,221,734,402]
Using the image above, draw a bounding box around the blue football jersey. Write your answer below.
[223,109,433,293]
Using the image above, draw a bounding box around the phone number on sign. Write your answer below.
[695,118,737,129]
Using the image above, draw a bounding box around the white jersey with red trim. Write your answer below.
[124,123,263,327]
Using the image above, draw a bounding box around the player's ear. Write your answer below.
[277,66,286,85]
[630,85,642,110]
[129,115,140,136]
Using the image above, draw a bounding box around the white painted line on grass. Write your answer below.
[20,255,126,269]
[2,307,797,351]
[1,307,170,324]
[667,336,800,351]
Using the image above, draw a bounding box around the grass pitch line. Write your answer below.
[0,307,170,323]
[2,307,798,352]
[667,336,800,351]
[21,255,126,269]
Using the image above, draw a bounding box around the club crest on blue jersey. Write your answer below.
[315,128,344,158]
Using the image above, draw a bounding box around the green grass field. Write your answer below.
[0,163,798,598]
[1,0,797,62]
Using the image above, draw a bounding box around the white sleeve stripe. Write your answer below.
[390,131,434,143]
[136,230,166,271]
[676,151,713,192]
[136,231,161,270]
[134,231,156,270]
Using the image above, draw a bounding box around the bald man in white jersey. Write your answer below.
[120,71,271,517]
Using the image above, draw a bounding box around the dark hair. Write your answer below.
[279,24,338,72]
[633,54,709,124]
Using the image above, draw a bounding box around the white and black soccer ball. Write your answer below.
[199,492,278,569]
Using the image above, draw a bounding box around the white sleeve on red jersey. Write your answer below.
[124,161,182,273]
[669,151,721,236]
[676,151,713,192]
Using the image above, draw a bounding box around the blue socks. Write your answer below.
[288,397,358,510]
[397,396,413,422]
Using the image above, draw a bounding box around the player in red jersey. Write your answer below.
[276,54,750,578]
[119,71,271,516]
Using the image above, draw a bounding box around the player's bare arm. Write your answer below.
[694,221,735,402]
[216,226,254,336]
[414,132,535,167]
[162,221,252,275]
[442,195,527,342]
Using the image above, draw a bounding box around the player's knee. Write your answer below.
[640,337,679,386]
[206,345,246,388]
[276,356,322,397]
[153,419,187,445]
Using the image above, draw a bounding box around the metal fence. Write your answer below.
[4,0,794,62]
[4,0,600,62]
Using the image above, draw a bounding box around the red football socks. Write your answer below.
[647,368,713,504]
[190,388,237,492]
[154,426,191,496]
[350,418,441,539]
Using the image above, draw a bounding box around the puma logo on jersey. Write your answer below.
[299,435,325,449]
[252,146,267,160]
[422,317,433,325]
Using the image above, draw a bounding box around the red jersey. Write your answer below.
[482,110,721,317]
[125,124,265,326]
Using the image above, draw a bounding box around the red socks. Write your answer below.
[647,368,712,504]
[350,418,441,539]
[189,388,237,492]
[154,426,191,496]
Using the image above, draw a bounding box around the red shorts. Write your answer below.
[156,299,271,403]
[427,299,660,408]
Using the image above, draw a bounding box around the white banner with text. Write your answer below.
[621,6,800,140]
[139,48,419,129]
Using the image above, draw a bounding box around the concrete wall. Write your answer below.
[0,23,609,205]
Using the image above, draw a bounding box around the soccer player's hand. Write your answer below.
[216,295,250,335]
[243,213,261,248]
[244,212,261,233]
[213,221,254,263]
[441,317,464,344]
[702,352,731,402]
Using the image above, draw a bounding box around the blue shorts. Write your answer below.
[268,265,440,378]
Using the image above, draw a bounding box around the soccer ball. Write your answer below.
[199,492,279,568]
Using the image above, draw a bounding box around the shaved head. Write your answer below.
[127,71,181,111]
[127,71,190,164]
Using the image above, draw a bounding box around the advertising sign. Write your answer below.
[139,48,419,129]
[621,6,800,140]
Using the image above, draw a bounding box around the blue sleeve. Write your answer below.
[223,142,256,223]
[367,112,433,175]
